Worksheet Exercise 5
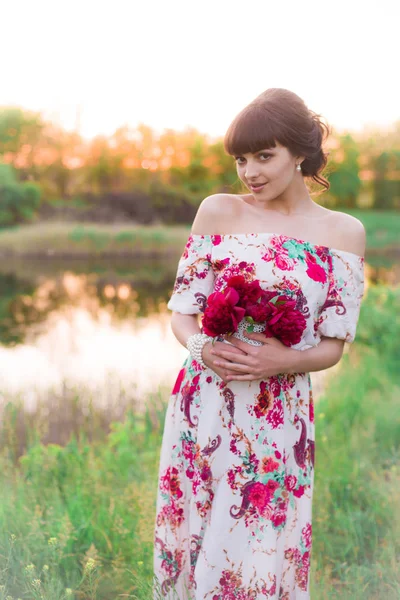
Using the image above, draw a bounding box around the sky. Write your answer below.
[2,0,399,141]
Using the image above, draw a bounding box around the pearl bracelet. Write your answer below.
[186,333,214,368]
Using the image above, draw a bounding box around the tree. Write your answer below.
[371,150,400,210]
[0,163,41,226]
[0,108,45,175]
[328,134,361,208]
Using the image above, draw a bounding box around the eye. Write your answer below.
[234,156,245,164]
[259,152,272,160]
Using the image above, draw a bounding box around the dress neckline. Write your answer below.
[190,231,364,260]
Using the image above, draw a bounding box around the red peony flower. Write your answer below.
[245,293,277,323]
[203,275,306,345]
[262,296,306,346]
[225,275,263,308]
[202,289,245,336]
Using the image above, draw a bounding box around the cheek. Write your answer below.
[274,162,294,183]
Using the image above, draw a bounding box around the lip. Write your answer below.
[249,183,266,192]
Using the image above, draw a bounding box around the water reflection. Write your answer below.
[0,254,397,414]
[0,265,186,409]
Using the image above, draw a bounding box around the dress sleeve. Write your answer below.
[167,234,215,315]
[316,251,365,343]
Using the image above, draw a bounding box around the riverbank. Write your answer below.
[0,209,399,258]
[0,284,399,598]
[0,223,191,258]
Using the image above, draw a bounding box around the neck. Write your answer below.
[251,178,316,217]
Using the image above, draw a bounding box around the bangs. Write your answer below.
[224,103,280,156]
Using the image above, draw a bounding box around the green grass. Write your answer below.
[345,208,400,251]
[310,284,400,599]
[0,402,166,600]
[0,208,398,257]
[0,286,399,599]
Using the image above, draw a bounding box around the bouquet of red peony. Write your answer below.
[201,275,306,347]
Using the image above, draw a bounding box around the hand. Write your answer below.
[209,331,296,381]
[202,340,250,384]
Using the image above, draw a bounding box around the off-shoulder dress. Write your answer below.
[154,232,365,600]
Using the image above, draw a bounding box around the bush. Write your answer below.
[0,164,41,227]
[0,177,41,227]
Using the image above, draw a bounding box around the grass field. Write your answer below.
[0,284,399,599]
[0,223,191,258]
[0,208,399,258]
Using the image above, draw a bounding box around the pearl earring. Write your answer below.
[296,164,301,171]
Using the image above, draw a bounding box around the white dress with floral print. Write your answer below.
[154,233,365,600]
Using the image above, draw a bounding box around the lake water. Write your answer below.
[0,251,398,420]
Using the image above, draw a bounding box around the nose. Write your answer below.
[245,160,261,180]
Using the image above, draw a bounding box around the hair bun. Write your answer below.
[224,88,332,193]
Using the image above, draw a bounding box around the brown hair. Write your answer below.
[224,88,331,192]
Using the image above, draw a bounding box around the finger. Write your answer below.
[211,350,254,365]
[244,332,284,346]
[215,360,254,373]
[243,331,270,341]
[223,335,256,354]
[226,373,257,381]
[212,342,248,356]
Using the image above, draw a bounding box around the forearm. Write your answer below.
[170,312,202,348]
[286,337,345,374]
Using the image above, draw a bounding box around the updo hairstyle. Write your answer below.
[224,88,331,192]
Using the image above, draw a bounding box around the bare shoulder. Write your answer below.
[331,211,366,257]
[191,193,241,235]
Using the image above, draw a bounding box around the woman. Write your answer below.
[153,88,365,599]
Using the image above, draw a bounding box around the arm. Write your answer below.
[210,333,345,381]
[170,312,201,348]
[171,312,249,382]
[212,216,366,380]
[168,195,248,382]
[286,336,345,373]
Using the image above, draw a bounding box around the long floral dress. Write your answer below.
[154,232,365,600]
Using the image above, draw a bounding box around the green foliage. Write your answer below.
[0,163,17,185]
[0,179,41,227]
[311,285,400,598]
[0,164,40,227]
[0,404,166,598]
[356,285,400,374]
[1,106,400,220]
[328,134,362,208]
[0,108,45,159]
[371,150,400,210]
[344,208,400,250]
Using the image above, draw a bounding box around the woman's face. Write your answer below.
[235,141,301,200]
